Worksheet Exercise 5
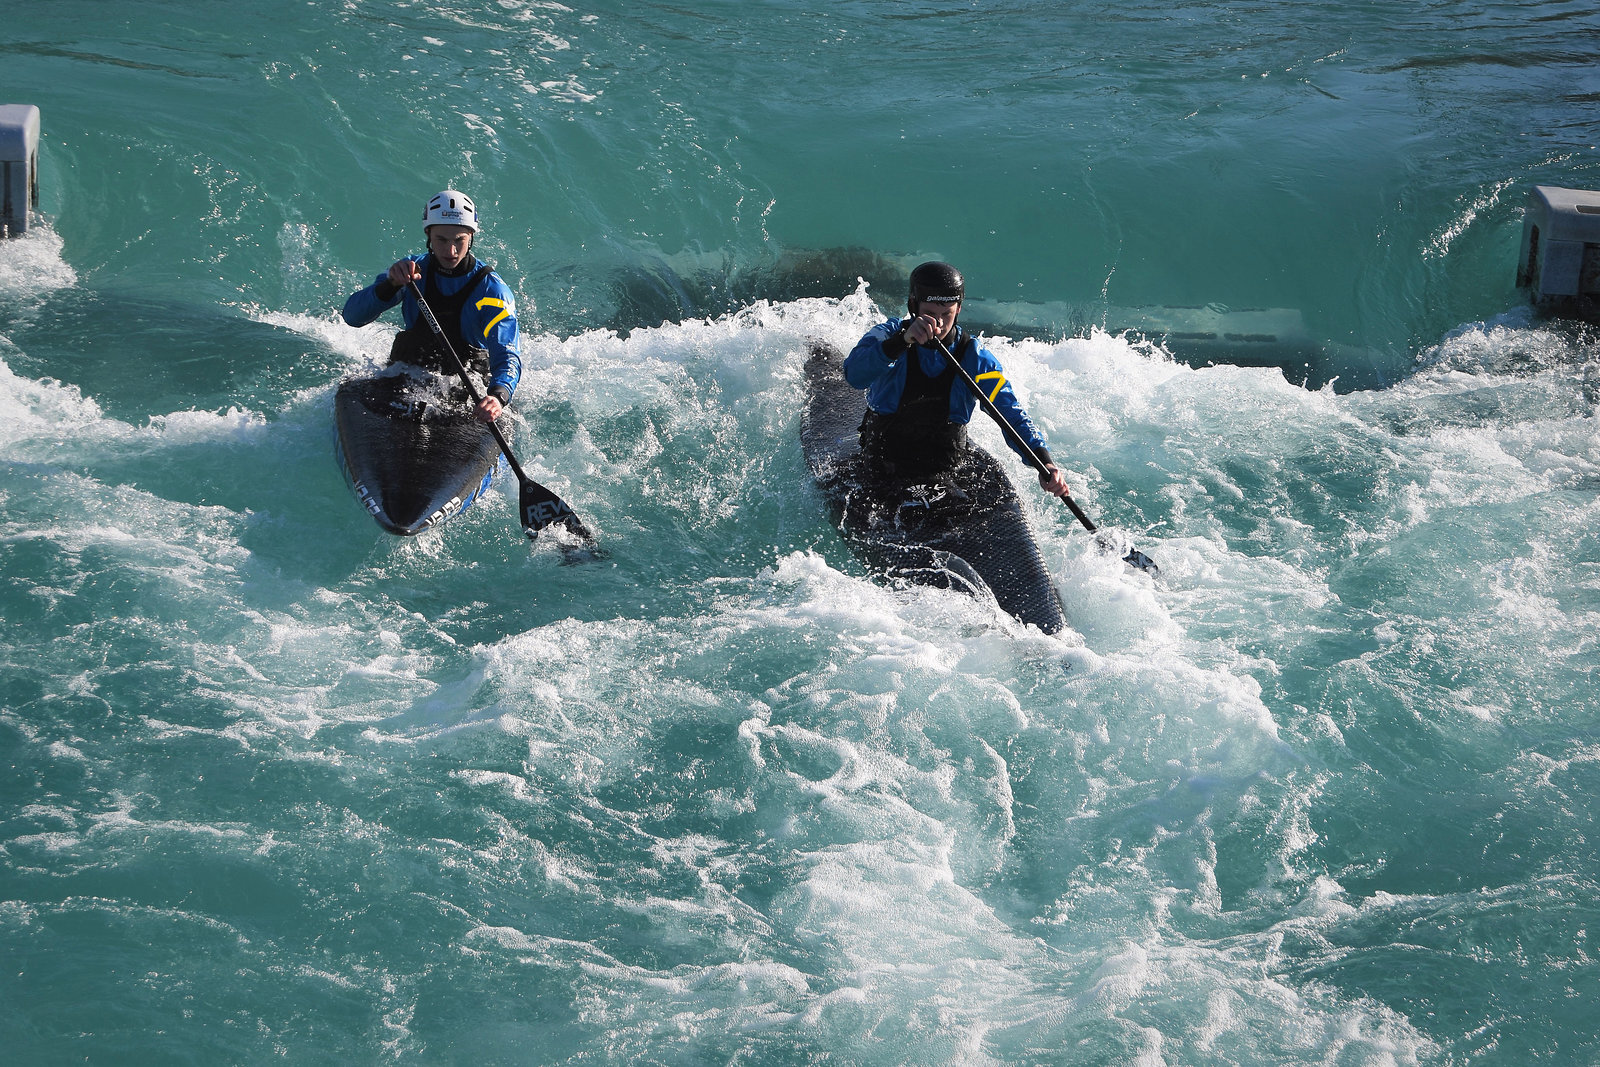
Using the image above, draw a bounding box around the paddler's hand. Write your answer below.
[387,259,422,289]
[475,395,503,423]
[902,312,940,347]
[1039,463,1072,499]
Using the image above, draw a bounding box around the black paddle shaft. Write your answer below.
[932,336,1157,573]
[406,281,595,545]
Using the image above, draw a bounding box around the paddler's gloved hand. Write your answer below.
[1038,463,1072,499]
[387,259,423,289]
[902,312,940,347]
[373,260,423,302]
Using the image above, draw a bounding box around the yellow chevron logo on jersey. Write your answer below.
[476,296,510,337]
[975,370,1006,402]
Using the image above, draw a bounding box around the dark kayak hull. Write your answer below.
[800,340,1067,634]
[334,370,503,536]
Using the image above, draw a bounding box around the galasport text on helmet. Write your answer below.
[908,261,964,309]
[424,190,479,233]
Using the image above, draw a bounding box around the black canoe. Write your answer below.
[334,368,503,536]
[800,340,1067,634]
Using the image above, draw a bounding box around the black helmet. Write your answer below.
[908,261,965,309]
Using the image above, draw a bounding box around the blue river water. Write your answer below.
[3,2,1599,1063]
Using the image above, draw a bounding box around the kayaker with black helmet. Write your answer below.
[843,261,1072,498]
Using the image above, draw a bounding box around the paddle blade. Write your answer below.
[1092,531,1159,576]
[519,479,597,547]
[1122,547,1160,575]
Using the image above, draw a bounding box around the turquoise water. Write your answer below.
[4,1,1600,1063]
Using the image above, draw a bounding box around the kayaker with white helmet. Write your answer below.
[342,189,521,423]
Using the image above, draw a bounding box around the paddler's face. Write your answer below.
[427,225,474,269]
[913,298,961,342]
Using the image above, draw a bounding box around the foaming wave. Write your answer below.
[10,288,1519,1061]
[436,560,1424,1060]
[0,223,77,301]
[1,348,273,463]
[0,350,104,447]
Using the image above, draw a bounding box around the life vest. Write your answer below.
[858,329,975,477]
[387,258,493,377]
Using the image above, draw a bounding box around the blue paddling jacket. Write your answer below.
[342,252,522,405]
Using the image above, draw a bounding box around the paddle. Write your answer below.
[407,281,598,552]
[933,335,1158,574]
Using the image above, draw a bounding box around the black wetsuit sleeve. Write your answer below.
[881,327,911,360]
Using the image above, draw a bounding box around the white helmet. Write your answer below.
[423,189,479,232]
